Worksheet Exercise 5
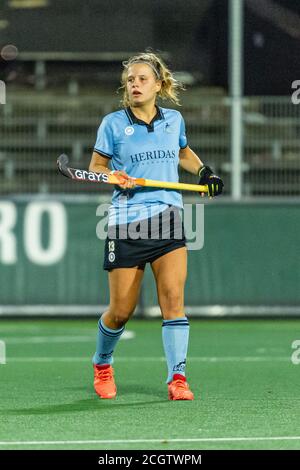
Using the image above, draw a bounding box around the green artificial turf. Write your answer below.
[0,318,300,450]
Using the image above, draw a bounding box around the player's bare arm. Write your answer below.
[179,146,204,175]
[89,151,136,189]
[89,151,111,174]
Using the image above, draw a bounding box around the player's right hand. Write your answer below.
[111,170,136,189]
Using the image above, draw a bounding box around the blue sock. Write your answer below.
[92,316,124,365]
[162,316,190,383]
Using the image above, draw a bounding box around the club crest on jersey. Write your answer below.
[125,126,134,136]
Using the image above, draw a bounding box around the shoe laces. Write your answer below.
[96,368,113,382]
[172,379,188,390]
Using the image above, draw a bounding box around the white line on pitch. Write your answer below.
[5,356,290,363]
[2,331,135,344]
[0,436,300,446]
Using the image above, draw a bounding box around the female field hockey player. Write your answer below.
[89,51,223,400]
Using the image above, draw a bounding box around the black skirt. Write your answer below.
[103,206,186,271]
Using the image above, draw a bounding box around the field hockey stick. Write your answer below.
[57,154,209,193]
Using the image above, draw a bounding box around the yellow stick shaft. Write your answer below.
[108,174,208,193]
[138,178,208,193]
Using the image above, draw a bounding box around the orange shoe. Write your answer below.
[93,364,117,399]
[168,374,194,401]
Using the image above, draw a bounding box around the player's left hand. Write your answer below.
[198,165,224,197]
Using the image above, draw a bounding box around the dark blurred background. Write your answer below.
[1,0,300,94]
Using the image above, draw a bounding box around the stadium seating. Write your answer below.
[1,88,299,196]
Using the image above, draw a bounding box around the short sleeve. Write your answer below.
[94,117,114,159]
[179,115,188,149]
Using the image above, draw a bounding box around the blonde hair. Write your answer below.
[119,51,185,107]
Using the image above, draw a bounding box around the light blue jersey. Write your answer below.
[94,106,187,224]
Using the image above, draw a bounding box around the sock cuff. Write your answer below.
[99,318,125,337]
[162,316,189,327]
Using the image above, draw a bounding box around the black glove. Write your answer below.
[198,165,224,197]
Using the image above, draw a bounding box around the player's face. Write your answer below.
[126,63,162,107]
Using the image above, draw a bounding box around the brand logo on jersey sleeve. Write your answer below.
[125,126,134,136]
[164,123,175,133]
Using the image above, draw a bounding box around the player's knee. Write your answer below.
[108,306,135,326]
[159,289,183,314]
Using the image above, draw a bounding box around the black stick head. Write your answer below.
[57,154,72,178]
